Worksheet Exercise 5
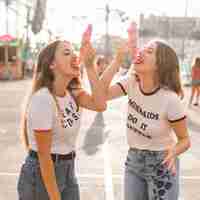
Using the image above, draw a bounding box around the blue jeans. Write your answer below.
[17,154,80,200]
[124,148,179,200]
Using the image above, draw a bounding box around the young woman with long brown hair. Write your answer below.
[99,27,190,199]
[17,40,106,200]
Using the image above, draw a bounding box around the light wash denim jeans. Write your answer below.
[124,148,179,200]
[17,154,80,200]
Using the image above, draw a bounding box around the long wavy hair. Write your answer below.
[155,40,182,95]
[20,40,81,150]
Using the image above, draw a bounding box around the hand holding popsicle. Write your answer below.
[80,24,96,68]
[81,24,92,45]
[79,24,93,64]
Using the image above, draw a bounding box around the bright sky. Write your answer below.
[46,0,200,42]
[0,0,200,42]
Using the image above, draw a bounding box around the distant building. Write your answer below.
[139,14,200,39]
[139,14,200,63]
[94,35,126,62]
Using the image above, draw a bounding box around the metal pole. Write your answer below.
[5,0,9,78]
[181,0,189,62]
[26,6,30,48]
[22,5,30,78]
[105,4,110,63]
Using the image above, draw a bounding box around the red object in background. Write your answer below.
[0,34,15,42]
[192,66,200,81]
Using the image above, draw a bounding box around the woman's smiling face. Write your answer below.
[134,40,158,75]
[53,41,81,78]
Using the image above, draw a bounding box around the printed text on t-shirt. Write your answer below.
[61,101,80,128]
[128,98,160,120]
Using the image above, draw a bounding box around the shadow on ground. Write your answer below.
[82,112,110,155]
[187,107,200,133]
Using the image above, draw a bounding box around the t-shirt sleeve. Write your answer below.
[29,94,54,132]
[167,94,186,123]
[116,75,129,95]
[116,66,136,96]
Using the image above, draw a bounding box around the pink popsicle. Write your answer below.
[127,22,138,60]
[82,24,93,44]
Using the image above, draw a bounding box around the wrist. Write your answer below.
[111,60,121,71]
[172,146,177,157]
[85,65,95,71]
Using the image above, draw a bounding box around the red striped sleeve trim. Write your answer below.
[33,129,52,133]
[168,116,186,123]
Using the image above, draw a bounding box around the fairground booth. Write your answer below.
[0,34,23,80]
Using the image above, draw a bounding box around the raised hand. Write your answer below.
[81,42,96,68]
[127,21,138,60]
[79,24,93,64]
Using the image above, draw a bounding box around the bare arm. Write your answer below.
[75,42,107,111]
[72,67,107,112]
[98,21,138,101]
[35,130,61,200]
[162,118,191,174]
[170,119,191,156]
[99,47,128,100]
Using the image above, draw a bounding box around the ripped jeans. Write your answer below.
[124,148,179,200]
[17,154,80,200]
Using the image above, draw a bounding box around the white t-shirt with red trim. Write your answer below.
[27,88,82,154]
[117,74,186,151]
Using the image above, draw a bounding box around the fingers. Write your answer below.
[80,42,94,62]
[127,22,138,44]
[172,164,176,175]
[162,149,176,175]
[80,42,96,67]
[166,158,176,175]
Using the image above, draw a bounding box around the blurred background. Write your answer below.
[0,0,199,82]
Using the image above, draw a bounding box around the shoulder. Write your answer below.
[30,88,54,107]
[160,88,178,98]
[161,88,185,111]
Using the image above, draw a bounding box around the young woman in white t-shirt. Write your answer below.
[100,38,190,199]
[17,40,106,200]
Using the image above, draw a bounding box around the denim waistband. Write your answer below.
[129,147,165,157]
[29,150,76,162]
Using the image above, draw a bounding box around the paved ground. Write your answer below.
[0,77,199,200]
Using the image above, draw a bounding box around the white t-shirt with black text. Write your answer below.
[27,88,82,154]
[117,74,186,151]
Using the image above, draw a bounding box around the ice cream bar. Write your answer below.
[82,24,93,44]
[127,22,137,43]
